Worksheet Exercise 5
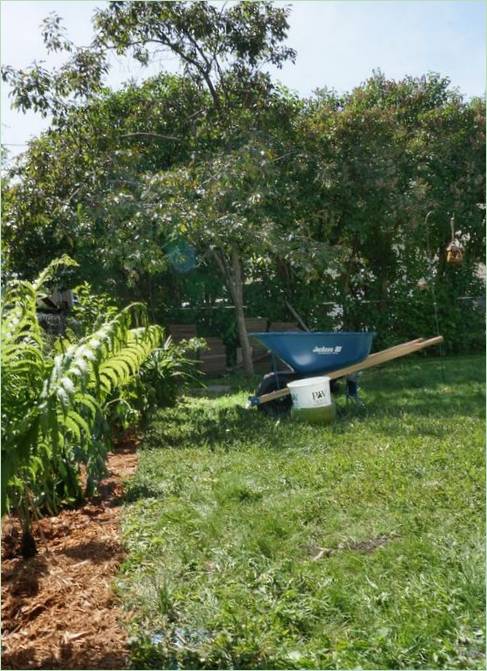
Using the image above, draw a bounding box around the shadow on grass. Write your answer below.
[142,402,281,452]
[137,355,485,456]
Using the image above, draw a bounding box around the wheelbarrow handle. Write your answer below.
[327,336,442,380]
[251,336,443,406]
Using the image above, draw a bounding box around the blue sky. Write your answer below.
[2,1,485,157]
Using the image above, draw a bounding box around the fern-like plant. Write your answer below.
[1,257,162,556]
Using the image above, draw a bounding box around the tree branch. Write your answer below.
[119,132,181,141]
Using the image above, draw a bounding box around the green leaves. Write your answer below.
[1,258,163,526]
[2,12,484,369]
[3,1,295,121]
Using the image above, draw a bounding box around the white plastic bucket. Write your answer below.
[287,376,332,409]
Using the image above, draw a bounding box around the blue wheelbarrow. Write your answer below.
[247,332,444,416]
[248,331,375,416]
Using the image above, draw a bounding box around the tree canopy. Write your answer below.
[2,0,295,120]
[2,2,485,368]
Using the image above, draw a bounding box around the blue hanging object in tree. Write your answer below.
[166,240,197,273]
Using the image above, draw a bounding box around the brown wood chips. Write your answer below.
[2,436,139,669]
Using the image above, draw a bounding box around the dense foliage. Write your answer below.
[296,73,485,348]
[2,2,485,362]
[1,256,201,555]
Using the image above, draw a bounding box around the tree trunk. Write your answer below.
[230,249,254,376]
[19,498,37,559]
[342,237,358,330]
[210,248,254,376]
[21,530,37,559]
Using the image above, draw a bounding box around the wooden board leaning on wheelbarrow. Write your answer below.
[255,336,444,406]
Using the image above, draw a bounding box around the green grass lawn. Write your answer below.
[118,354,485,669]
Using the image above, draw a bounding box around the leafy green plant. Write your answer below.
[1,256,163,556]
[142,336,205,406]
[2,256,76,504]
[121,336,206,424]
[68,280,119,336]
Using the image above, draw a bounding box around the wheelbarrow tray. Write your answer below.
[249,331,375,376]
[250,336,444,408]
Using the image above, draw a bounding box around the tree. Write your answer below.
[3,1,298,374]
[2,1,295,128]
[300,72,485,347]
[3,7,484,360]
[2,75,206,279]
[139,139,310,374]
[2,74,308,356]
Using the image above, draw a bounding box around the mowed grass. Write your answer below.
[118,354,485,669]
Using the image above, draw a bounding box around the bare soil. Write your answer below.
[1,434,139,670]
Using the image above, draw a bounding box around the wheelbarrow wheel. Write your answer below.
[255,372,294,417]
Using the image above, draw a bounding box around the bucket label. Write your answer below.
[290,383,331,409]
[312,345,342,355]
[309,387,331,406]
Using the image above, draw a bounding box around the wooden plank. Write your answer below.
[203,337,227,355]
[285,301,310,332]
[200,354,227,374]
[269,321,299,332]
[168,324,197,341]
[329,336,442,378]
[245,318,268,332]
[255,336,443,405]
[328,338,424,373]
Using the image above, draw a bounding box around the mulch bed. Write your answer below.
[1,433,139,670]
